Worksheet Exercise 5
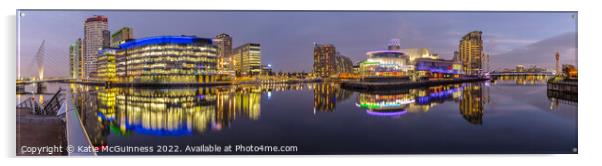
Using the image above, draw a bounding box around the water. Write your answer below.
[30,76,577,154]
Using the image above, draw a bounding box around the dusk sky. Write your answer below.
[17,10,577,77]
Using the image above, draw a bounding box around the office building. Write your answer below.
[400,48,438,64]
[232,43,261,76]
[111,27,133,47]
[313,43,336,77]
[113,36,218,83]
[96,48,118,82]
[261,64,273,75]
[458,31,484,76]
[213,33,234,75]
[83,15,108,78]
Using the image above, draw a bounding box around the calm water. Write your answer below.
[22,76,578,154]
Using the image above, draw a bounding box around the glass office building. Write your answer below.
[232,43,262,76]
[97,48,118,82]
[114,36,219,83]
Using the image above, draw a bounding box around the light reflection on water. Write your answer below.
[55,75,576,154]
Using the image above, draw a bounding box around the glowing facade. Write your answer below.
[232,43,262,76]
[414,58,463,79]
[102,30,111,48]
[357,93,414,113]
[355,85,464,116]
[114,36,219,83]
[97,48,118,82]
[400,48,439,64]
[89,86,263,136]
[313,43,337,77]
[459,31,484,76]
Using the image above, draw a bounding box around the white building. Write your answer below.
[83,15,108,78]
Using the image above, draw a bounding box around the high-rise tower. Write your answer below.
[102,30,111,48]
[232,43,261,76]
[69,38,82,79]
[313,43,336,77]
[111,27,133,47]
[213,33,234,75]
[83,15,108,78]
[555,51,560,75]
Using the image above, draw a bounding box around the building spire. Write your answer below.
[555,51,561,75]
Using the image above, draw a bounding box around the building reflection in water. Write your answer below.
[354,83,489,125]
[68,80,503,148]
[70,84,110,147]
[459,83,487,125]
[70,84,318,147]
[313,82,353,112]
[356,85,461,117]
[491,75,548,85]
[356,91,414,116]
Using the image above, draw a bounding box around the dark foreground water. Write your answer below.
[21,76,577,154]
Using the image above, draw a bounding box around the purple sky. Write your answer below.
[17,10,577,77]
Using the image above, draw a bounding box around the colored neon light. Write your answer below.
[415,88,460,104]
[366,109,408,116]
[96,111,114,121]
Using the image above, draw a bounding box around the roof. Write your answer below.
[119,36,213,49]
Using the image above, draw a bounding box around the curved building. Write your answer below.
[360,50,412,78]
[356,93,414,116]
[115,36,218,83]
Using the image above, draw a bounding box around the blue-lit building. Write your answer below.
[106,36,221,83]
[359,50,413,79]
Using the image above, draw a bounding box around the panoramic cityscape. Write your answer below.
[16,11,577,155]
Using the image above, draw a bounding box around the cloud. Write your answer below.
[484,33,539,55]
[490,32,577,70]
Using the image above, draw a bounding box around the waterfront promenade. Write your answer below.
[16,108,66,156]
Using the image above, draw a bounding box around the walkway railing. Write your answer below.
[16,88,64,115]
